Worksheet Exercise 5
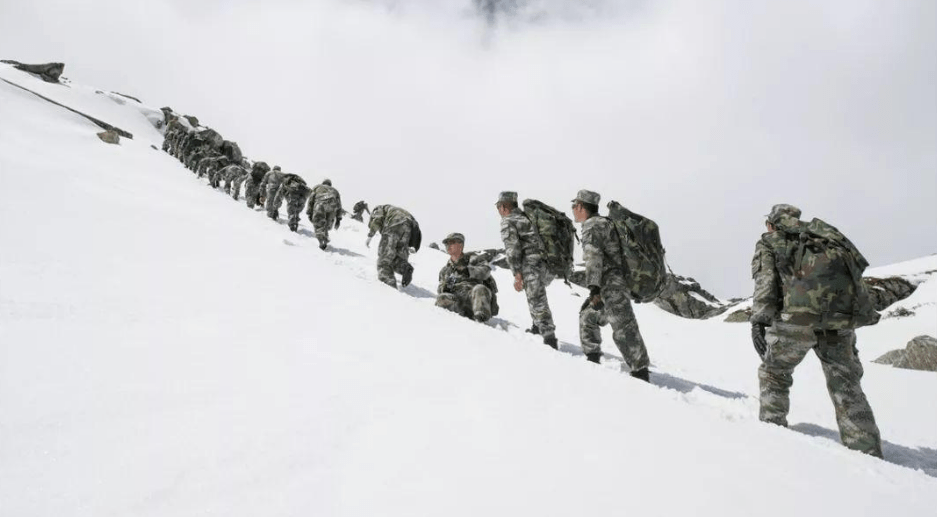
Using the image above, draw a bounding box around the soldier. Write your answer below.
[571,190,650,380]
[259,166,285,220]
[221,161,249,198]
[351,200,370,222]
[305,179,343,249]
[495,191,557,349]
[436,233,497,322]
[273,173,311,232]
[366,204,417,288]
[751,204,883,458]
[244,162,270,209]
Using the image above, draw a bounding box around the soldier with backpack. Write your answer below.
[496,191,558,349]
[259,166,286,220]
[572,190,651,381]
[751,204,883,458]
[244,162,270,209]
[273,173,311,232]
[366,204,420,289]
[306,179,343,249]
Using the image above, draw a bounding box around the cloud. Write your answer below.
[2,0,934,296]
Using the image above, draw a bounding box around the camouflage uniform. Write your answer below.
[498,192,556,341]
[752,204,883,458]
[205,156,231,187]
[368,204,416,288]
[351,201,369,222]
[259,167,286,220]
[273,174,310,231]
[221,164,248,198]
[436,234,496,321]
[244,162,270,209]
[576,190,649,371]
[306,181,343,248]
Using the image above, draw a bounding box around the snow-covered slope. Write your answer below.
[1,66,936,516]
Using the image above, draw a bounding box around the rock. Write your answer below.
[183,115,200,127]
[428,242,440,250]
[652,274,728,319]
[884,306,915,319]
[864,276,917,311]
[874,335,937,372]
[724,308,752,323]
[97,130,120,145]
[1,60,65,83]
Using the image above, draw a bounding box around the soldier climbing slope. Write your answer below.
[367,204,420,289]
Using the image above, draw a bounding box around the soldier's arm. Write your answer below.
[306,188,318,218]
[438,266,448,294]
[500,219,523,276]
[468,255,492,282]
[368,206,384,237]
[581,222,604,289]
[751,239,781,325]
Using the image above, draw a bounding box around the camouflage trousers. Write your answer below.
[437,284,492,321]
[227,172,247,200]
[310,199,340,247]
[245,179,262,208]
[377,225,413,288]
[520,258,556,339]
[283,193,308,232]
[759,322,883,458]
[265,185,281,220]
[579,276,649,371]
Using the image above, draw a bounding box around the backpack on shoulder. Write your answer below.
[522,199,578,282]
[606,201,668,303]
[768,216,880,330]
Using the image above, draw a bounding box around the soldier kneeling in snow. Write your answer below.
[436,233,498,323]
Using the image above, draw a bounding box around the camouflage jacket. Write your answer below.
[581,215,624,289]
[750,232,784,325]
[307,184,342,212]
[275,174,310,199]
[499,208,544,276]
[368,205,414,238]
[259,169,285,192]
[437,252,493,295]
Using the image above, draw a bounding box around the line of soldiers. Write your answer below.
[161,117,883,459]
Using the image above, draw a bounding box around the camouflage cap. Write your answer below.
[273,165,281,171]
[442,232,465,245]
[766,204,802,224]
[571,189,600,206]
[322,179,332,186]
[496,191,518,205]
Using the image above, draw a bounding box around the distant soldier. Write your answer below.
[571,189,650,380]
[244,161,270,209]
[495,191,557,349]
[751,204,883,457]
[436,233,497,322]
[259,166,286,220]
[366,204,418,288]
[305,179,343,249]
[221,162,249,198]
[351,201,370,222]
[273,173,311,232]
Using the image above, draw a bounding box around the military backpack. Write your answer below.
[767,216,880,330]
[522,199,578,282]
[606,201,668,303]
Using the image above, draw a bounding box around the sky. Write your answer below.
[1,0,934,297]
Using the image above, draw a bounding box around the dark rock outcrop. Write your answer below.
[97,130,120,144]
[874,335,937,372]
[864,276,917,311]
[724,308,752,323]
[1,60,65,83]
[652,274,728,319]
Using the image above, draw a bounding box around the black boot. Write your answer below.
[630,368,650,382]
[525,324,540,335]
[401,265,413,288]
[586,352,602,364]
[543,335,558,350]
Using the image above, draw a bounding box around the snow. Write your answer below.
[1,68,936,516]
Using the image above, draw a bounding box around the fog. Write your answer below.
[2,0,934,296]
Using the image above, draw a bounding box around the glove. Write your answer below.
[751,323,768,360]
[334,217,341,230]
[365,235,373,248]
[588,286,604,311]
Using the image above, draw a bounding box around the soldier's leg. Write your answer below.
[287,196,303,232]
[602,286,650,371]
[435,293,463,314]
[815,330,884,457]
[377,232,400,288]
[230,175,244,200]
[245,181,259,208]
[393,226,414,286]
[522,264,556,339]
[579,305,608,356]
[265,186,279,220]
[758,322,814,426]
[312,204,329,247]
[471,284,492,321]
